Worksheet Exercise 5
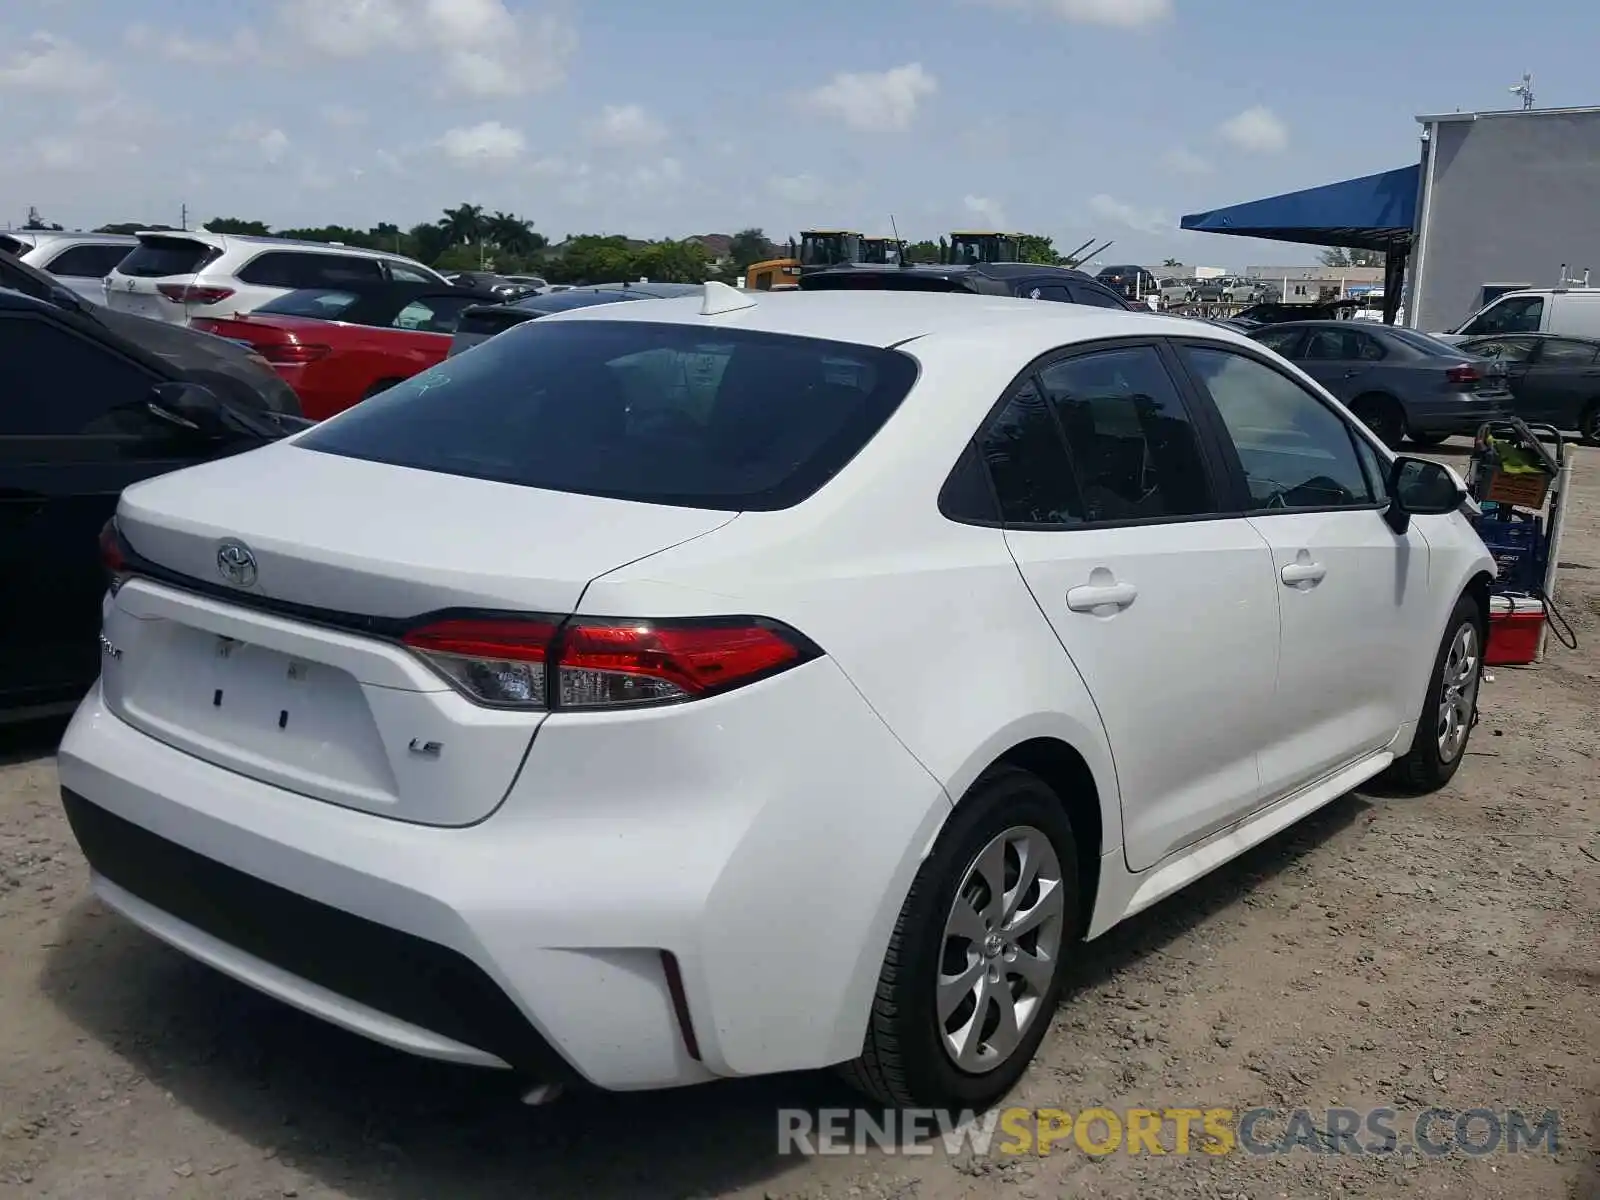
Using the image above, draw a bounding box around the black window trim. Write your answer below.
[938,335,1245,532]
[1165,335,1392,520]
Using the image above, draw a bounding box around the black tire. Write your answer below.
[839,766,1080,1111]
[1408,431,1451,447]
[1579,400,1600,446]
[1381,593,1486,793]
[1350,394,1407,450]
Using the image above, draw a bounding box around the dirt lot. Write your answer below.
[2,443,1597,1200]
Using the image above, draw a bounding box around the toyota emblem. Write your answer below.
[216,540,258,588]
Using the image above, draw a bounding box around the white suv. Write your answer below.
[0,230,136,304]
[104,230,448,326]
[61,287,1493,1111]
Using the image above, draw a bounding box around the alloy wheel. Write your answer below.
[937,826,1065,1074]
[1437,622,1481,764]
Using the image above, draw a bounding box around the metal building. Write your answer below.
[1409,106,1600,333]
[1178,104,1600,333]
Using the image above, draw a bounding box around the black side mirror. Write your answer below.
[145,381,231,438]
[1384,456,1466,534]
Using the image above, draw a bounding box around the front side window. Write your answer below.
[1181,345,1375,511]
[1460,295,1544,336]
[297,321,919,511]
[1036,345,1215,522]
[1071,284,1129,310]
[385,260,438,284]
[1535,338,1600,366]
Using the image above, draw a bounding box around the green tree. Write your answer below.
[633,239,713,283]
[205,217,272,235]
[486,211,543,259]
[902,239,940,264]
[1016,235,1059,265]
[548,234,638,284]
[407,222,450,265]
[1162,257,1182,267]
[728,227,772,270]
[438,203,485,248]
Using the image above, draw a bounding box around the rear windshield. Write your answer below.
[298,320,920,511]
[118,236,219,278]
[509,290,639,314]
[1383,327,1461,356]
[255,289,363,319]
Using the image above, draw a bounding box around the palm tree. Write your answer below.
[487,211,535,257]
[437,203,485,247]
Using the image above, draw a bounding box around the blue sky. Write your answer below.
[4,0,1597,266]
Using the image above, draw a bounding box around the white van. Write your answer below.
[1434,287,1600,344]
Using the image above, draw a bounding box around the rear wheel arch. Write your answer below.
[1348,391,1407,447]
[962,737,1104,940]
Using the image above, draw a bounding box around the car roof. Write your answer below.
[533,287,1256,353]
[133,229,426,261]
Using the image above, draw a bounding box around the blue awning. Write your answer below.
[1180,164,1419,252]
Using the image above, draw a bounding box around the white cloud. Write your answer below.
[627,157,683,190]
[975,0,1172,27]
[1088,193,1169,235]
[279,0,575,96]
[1162,146,1213,175]
[801,63,936,133]
[438,120,526,166]
[588,104,668,148]
[124,24,262,64]
[321,104,368,129]
[1218,105,1289,153]
[0,32,106,91]
[769,173,830,206]
[279,0,410,56]
[228,120,292,165]
[963,195,1008,229]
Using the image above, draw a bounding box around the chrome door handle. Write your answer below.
[1066,581,1138,613]
[1281,561,1327,587]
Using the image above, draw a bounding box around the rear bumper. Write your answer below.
[57,662,949,1090]
[1408,396,1510,435]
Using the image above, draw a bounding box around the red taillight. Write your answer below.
[156,283,236,305]
[400,615,817,710]
[1446,364,1481,386]
[257,342,332,364]
[99,518,129,591]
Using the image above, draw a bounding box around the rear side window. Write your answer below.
[1072,283,1130,310]
[237,252,384,289]
[1537,338,1600,365]
[297,321,920,511]
[980,379,1080,524]
[117,237,221,278]
[255,289,364,319]
[44,243,131,278]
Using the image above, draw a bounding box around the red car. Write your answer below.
[191,283,501,420]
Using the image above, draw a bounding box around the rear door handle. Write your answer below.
[1281,561,1327,587]
[1066,581,1138,613]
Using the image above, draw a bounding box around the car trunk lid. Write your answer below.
[103,443,737,824]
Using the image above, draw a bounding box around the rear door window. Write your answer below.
[44,243,132,278]
[1535,338,1600,366]
[297,321,920,511]
[1071,283,1130,309]
[116,237,220,278]
[238,252,385,289]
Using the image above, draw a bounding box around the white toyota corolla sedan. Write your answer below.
[61,284,1493,1112]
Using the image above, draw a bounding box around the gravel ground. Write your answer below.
[2,443,1597,1200]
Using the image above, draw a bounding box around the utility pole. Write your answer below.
[180,203,188,231]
